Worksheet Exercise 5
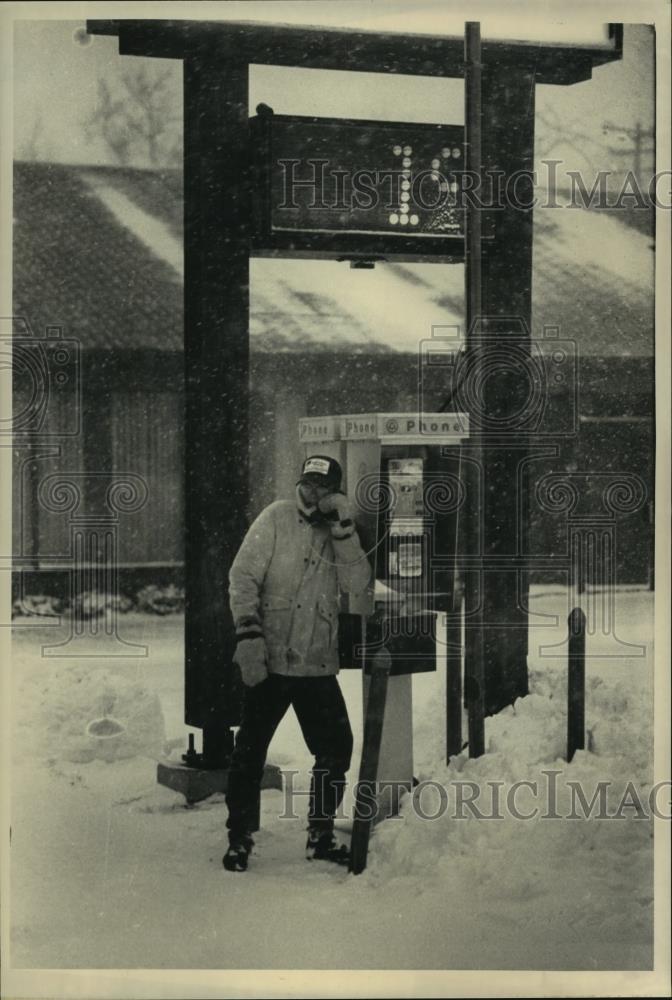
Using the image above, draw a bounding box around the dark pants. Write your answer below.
[225,674,353,838]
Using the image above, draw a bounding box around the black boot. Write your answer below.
[305,826,350,866]
[223,833,255,872]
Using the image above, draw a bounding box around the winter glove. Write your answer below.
[233,630,268,688]
[318,493,356,540]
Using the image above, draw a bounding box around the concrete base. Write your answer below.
[157,760,284,806]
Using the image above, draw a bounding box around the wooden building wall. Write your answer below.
[111,390,184,565]
[13,350,655,590]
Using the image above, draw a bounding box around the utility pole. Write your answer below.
[602,118,654,183]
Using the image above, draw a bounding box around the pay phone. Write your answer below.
[386,456,425,581]
[299,412,469,818]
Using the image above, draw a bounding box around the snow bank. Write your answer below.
[16,661,166,764]
[365,655,654,959]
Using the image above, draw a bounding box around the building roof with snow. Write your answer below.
[13,161,654,357]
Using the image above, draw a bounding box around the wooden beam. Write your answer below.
[86,19,620,85]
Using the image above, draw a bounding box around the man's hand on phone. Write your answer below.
[318,493,355,539]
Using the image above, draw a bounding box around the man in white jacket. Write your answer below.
[223,455,371,872]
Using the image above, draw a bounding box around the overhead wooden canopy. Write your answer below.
[87,19,622,86]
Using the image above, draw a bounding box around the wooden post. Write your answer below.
[475,46,536,717]
[446,467,463,760]
[445,430,464,762]
[445,630,463,760]
[464,21,486,758]
[567,607,586,762]
[183,55,251,763]
[350,647,392,875]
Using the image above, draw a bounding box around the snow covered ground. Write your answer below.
[7,588,658,971]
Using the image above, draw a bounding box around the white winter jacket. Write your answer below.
[229,497,371,676]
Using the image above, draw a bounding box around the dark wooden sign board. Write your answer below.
[250,111,467,262]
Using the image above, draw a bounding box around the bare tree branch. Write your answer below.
[85,65,181,168]
[18,110,45,161]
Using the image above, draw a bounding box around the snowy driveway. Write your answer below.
[8,590,655,970]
